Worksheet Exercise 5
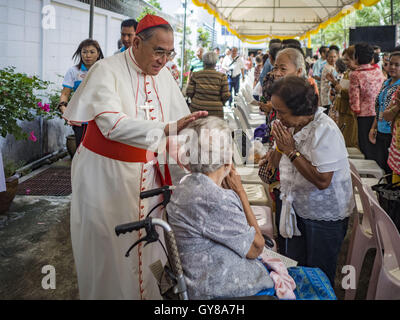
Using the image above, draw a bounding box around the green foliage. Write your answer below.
[147,0,162,11]
[137,6,157,22]
[0,66,60,140]
[311,0,400,52]
[197,27,211,49]
[3,159,25,178]
[176,27,194,85]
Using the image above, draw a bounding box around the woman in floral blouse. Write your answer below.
[349,43,385,160]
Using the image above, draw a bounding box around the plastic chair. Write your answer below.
[251,205,277,251]
[363,184,400,300]
[235,103,265,128]
[243,183,270,206]
[349,159,384,179]
[344,171,377,300]
[237,91,263,117]
[346,147,365,160]
[236,166,263,184]
[237,92,259,114]
[235,94,265,123]
[349,160,379,190]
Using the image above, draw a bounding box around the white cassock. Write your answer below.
[63,47,189,300]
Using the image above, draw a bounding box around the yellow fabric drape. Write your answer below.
[191,0,382,45]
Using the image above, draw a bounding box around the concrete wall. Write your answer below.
[0,0,183,165]
[0,0,130,164]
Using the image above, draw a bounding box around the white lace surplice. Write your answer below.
[279,108,354,238]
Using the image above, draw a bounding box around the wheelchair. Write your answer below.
[115,185,337,300]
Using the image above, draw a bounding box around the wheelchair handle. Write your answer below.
[140,186,174,199]
[115,219,148,236]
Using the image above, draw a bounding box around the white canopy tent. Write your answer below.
[192,0,382,45]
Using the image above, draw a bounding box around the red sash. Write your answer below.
[82,120,172,185]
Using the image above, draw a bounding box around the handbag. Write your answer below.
[371,176,400,232]
[258,161,279,185]
[226,56,239,78]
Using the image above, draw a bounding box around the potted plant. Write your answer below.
[0,66,60,140]
[0,159,24,214]
[0,66,60,213]
[47,85,76,158]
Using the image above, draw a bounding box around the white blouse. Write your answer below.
[279,108,354,227]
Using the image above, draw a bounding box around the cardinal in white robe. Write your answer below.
[63,15,207,300]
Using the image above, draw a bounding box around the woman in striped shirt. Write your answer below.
[186,51,231,118]
[383,72,400,184]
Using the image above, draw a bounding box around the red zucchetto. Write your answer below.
[136,14,170,34]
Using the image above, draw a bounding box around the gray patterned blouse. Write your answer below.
[166,173,274,299]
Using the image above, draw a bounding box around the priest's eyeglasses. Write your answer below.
[137,34,176,59]
[153,49,176,59]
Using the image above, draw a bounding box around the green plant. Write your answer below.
[147,0,162,10]
[197,27,211,49]
[176,26,194,86]
[0,66,59,140]
[177,48,194,86]
[3,159,25,178]
[137,7,157,22]
[311,0,400,51]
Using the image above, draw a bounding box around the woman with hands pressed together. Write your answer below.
[259,76,354,286]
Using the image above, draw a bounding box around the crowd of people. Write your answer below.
[55,13,400,300]
[246,40,400,185]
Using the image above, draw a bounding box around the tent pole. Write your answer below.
[390,0,394,25]
[89,0,94,39]
[180,0,188,89]
[212,16,215,48]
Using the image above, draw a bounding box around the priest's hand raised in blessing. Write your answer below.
[164,111,208,136]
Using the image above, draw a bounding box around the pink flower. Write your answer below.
[43,104,50,112]
[29,131,37,142]
[37,101,43,108]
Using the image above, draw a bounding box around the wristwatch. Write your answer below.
[57,101,68,110]
[290,151,301,162]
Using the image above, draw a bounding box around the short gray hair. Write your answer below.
[276,47,307,78]
[179,117,233,174]
[203,51,218,68]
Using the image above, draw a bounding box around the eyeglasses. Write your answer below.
[138,34,176,59]
[153,49,176,59]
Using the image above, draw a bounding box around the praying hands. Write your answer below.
[271,120,296,155]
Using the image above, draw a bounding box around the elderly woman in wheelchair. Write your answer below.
[116,116,338,300]
[166,116,276,299]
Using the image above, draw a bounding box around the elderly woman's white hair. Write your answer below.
[276,47,307,79]
[202,51,218,69]
[178,116,233,174]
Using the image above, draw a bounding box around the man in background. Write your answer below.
[222,47,245,106]
[115,18,138,54]
[187,47,204,84]
[259,39,282,86]
[312,45,329,83]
